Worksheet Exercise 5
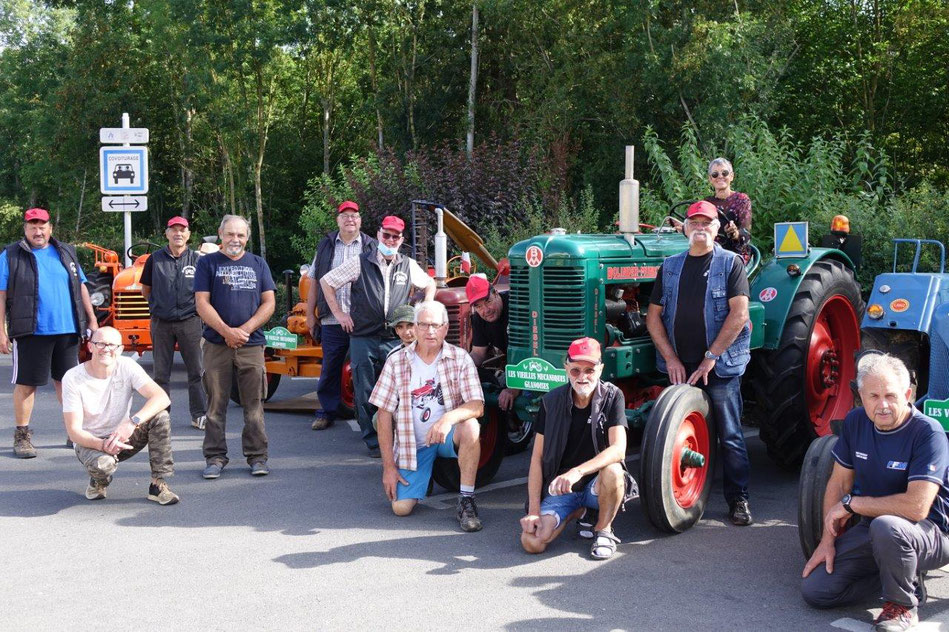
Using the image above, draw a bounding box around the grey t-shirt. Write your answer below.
[62,357,151,437]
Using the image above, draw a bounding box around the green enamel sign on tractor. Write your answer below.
[505,357,567,392]
[924,398,949,431]
[265,326,299,350]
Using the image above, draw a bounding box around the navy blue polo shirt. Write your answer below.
[833,406,949,533]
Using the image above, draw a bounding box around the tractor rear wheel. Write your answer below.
[230,369,281,406]
[336,353,355,419]
[640,385,716,533]
[752,260,863,468]
[798,435,838,559]
[432,406,507,492]
[504,409,534,455]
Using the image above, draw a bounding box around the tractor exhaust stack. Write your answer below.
[619,145,640,246]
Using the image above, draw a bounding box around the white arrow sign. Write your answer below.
[101,196,148,212]
[99,127,149,144]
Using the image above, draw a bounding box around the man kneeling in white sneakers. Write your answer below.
[62,326,179,505]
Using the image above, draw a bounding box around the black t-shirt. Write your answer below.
[650,253,749,364]
[471,291,509,352]
[535,390,628,491]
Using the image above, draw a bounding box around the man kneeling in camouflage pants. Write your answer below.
[62,326,179,505]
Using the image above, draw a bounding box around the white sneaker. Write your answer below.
[191,415,207,430]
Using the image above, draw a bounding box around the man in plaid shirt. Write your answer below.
[370,300,485,532]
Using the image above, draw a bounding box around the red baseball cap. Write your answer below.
[167,216,189,228]
[24,208,50,223]
[686,201,718,221]
[338,200,359,214]
[567,337,602,364]
[381,216,405,234]
[465,274,491,304]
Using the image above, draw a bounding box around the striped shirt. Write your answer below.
[308,233,364,325]
[370,341,484,471]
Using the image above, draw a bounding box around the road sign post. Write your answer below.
[100,113,149,266]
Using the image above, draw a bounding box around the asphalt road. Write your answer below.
[1,352,947,631]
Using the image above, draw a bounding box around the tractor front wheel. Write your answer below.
[432,406,507,492]
[798,435,838,559]
[640,385,717,533]
[230,369,281,406]
[336,354,355,419]
[752,259,863,468]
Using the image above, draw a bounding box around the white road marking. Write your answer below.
[830,617,870,632]
[347,419,360,432]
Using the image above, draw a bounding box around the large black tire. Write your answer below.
[230,369,281,405]
[751,259,864,468]
[640,384,717,533]
[432,406,507,491]
[504,408,534,455]
[857,329,925,404]
[336,353,355,419]
[84,272,113,326]
[798,435,838,559]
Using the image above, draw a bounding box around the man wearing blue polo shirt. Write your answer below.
[802,354,949,632]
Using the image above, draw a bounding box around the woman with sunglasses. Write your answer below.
[704,157,752,262]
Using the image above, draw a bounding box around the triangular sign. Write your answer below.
[779,225,805,253]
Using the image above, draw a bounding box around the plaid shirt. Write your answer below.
[370,341,484,471]
[308,233,364,325]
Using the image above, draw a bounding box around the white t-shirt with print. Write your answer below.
[410,351,445,446]
[62,357,151,437]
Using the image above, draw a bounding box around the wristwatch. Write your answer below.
[841,493,855,514]
[704,350,720,360]
[130,415,143,427]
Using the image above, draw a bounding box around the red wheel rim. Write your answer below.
[805,295,860,436]
[478,408,499,468]
[672,411,710,509]
[340,360,354,409]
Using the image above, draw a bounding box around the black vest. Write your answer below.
[4,237,87,338]
[314,230,376,320]
[146,246,201,321]
[349,251,413,338]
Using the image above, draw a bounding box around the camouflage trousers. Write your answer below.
[74,411,174,482]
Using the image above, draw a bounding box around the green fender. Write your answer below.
[749,248,857,350]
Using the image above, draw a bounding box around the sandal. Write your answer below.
[590,529,620,560]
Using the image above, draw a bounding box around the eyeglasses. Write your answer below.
[380,231,402,242]
[416,321,445,330]
[91,341,121,352]
[339,212,360,219]
[709,170,730,178]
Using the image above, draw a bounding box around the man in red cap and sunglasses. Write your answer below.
[321,215,435,457]
[140,216,207,431]
[305,200,376,431]
[0,207,99,458]
[520,337,635,560]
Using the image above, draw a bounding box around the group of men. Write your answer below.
[4,200,946,629]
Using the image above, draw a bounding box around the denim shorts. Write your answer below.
[396,427,457,501]
[540,475,600,529]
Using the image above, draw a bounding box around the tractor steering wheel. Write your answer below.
[665,200,730,240]
[126,241,162,260]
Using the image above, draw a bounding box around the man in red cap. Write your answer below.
[140,216,207,430]
[0,207,99,458]
[520,337,635,560]
[646,200,753,525]
[465,274,520,411]
[305,200,376,431]
[321,215,435,457]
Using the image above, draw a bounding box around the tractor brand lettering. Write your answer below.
[759,287,778,302]
[855,451,868,460]
[606,265,659,281]
[525,246,544,267]
[182,265,196,278]
[889,298,910,312]
[531,310,539,355]
[886,461,908,471]
[393,271,408,286]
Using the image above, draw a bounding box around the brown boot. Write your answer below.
[14,426,37,459]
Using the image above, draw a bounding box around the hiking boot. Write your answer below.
[203,462,224,479]
[85,477,110,500]
[457,496,483,532]
[578,508,598,539]
[250,461,270,476]
[368,446,381,459]
[13,426,36,459]
[873,602,918,631]
[191,415,207,430]
[729,499,753,526]
[147,480,180,505]
[311,412,333,431]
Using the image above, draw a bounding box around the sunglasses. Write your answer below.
[710,170,731,178]
[380,231,402,241]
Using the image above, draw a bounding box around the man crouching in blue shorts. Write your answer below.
[520,337,634,560]
[370,301,485,532]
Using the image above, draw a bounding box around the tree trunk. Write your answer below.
[75,169,86,233]
[367,28,384,150]
[466,1,479,159]
[180,106,194,219]
[323,100,332,174]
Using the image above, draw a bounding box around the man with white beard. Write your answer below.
[646,200,753,526]
[519,337,634,560]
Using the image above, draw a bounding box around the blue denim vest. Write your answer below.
[655,243,750,378]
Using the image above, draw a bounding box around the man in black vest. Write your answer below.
[321,215,435,457]
[520,338,631,560]
[0,207,98,458]
[140,216,207,430]
[304,200,375,431]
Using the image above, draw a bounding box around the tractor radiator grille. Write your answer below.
[446,303,462,347]
[114,292,150,320]
[508,266,530,347]
[542,267,586,348]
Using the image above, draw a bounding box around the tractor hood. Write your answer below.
[508,232,689,265]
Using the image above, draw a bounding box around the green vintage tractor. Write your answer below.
[505,146,864,533]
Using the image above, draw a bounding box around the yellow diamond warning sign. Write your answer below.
[774,222,809,258]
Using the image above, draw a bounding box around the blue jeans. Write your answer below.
[689,367,750,504]
[349,334,399,450]
[316,324,349,421]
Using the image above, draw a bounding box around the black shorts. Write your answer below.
[11,333,80,386]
